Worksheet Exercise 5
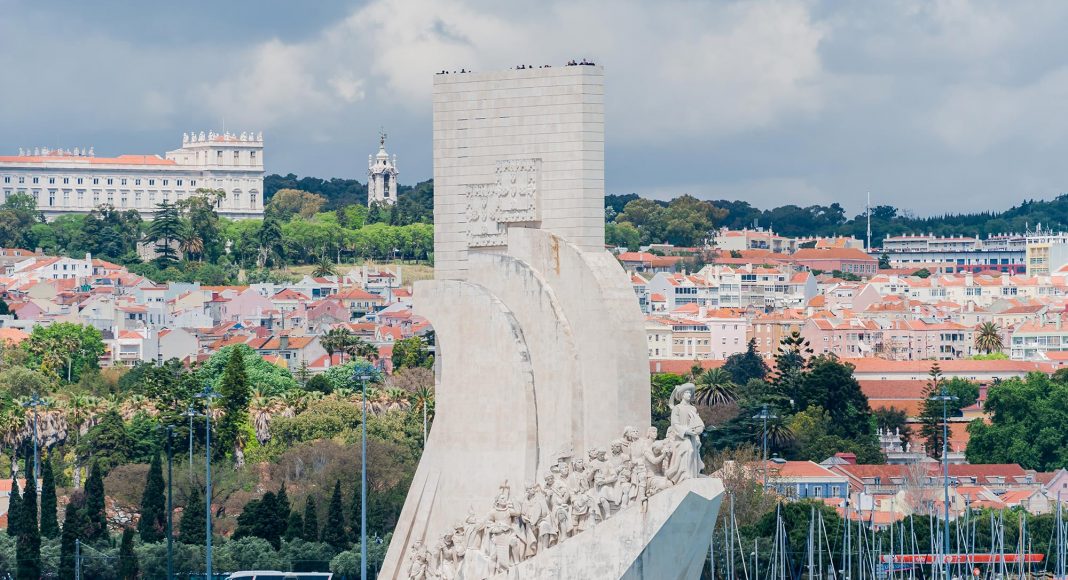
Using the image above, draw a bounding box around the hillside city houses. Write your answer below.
[5,222,1068,522]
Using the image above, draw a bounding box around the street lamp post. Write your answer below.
[197,385,221,579]
[353,366,375,580]
[23,393,45,484]
[184,405,197,486]
[752,404,777,489]
[930,386,958,580]
[165,425,175,580]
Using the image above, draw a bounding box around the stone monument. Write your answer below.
[380,65,722,579]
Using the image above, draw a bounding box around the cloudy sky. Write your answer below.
[3,0,1068,215]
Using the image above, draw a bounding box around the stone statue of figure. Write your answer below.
[568,458,590,493]
[608,439,626,470]
[518,483,552,558]
[547,465,573,541]
[439,528,465,580]
[483,482,520,574]
[669,382,705,479]
[406,541,430,579]
[663,426,699,484]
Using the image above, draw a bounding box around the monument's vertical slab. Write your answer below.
[433,66,606,280]
[381,66,659,579]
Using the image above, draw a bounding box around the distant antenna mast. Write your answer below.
[866,192,872,252]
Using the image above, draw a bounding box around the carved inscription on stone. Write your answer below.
[466,159,540,247]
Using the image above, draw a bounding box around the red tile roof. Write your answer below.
[0,154,176,166]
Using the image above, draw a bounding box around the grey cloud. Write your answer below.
[4,0,1068,214]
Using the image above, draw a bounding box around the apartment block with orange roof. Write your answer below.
[748,310,806,358]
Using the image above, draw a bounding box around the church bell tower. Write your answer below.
[367,131,398,206]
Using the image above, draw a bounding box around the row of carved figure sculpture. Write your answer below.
[406,383,707,579]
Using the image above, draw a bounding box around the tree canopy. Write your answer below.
[967,372,1068,470]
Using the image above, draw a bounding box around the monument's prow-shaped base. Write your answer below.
[494,478,724,580]
[383,64,718,579]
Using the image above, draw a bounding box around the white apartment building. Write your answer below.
[0,131,264,220]
[1010,321,1068,360]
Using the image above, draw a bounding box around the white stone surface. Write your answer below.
[380,66,654,579]
[432,66,606,281]
[495,478,724,580]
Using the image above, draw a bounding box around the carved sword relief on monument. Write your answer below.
[465,158,541,247]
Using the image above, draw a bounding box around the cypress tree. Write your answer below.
[118,527,138,579]
[59,492,88,580]
[83,462,108,542]
[40,456,59,538]
[302,496,319,542]
[7,476,21,537]
[284,511,304,541]
[16,467,41,580]
[320,480,348,550]
[276,482,291,527]
[233,499,261,541]
[218,347,251,459]
[179,487,205,545]
[138,453,166,542]
[256,492,282,549]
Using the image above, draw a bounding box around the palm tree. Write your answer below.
[0,404,24,475]
[320,327,354,367]
[181,231,205,262]
[757,414,794,450]
[248,389,280,444]
[312,254,337,278]
[411,386,435,445]
[119,394,158,421]
[384,388,410,412]
[691,367,737,407]
[345,337,379,362]
[975,322,1003,355]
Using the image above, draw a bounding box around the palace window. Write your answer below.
[32,177,39,184]
[48,190,55,206]
[107,178,113,185]
[120,178,127,185]
[234,151,240,162]
[77,177,83,184]
[176,179,183,186]
[62,177,69,184]
[48,177,55,184]
[148,179,155,186]
[250,151,257,162]
[162,179,168,186]
[135,179,141,186]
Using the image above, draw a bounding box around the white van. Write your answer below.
[225,573,332,580]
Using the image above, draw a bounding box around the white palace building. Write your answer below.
[0,131,265,220]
